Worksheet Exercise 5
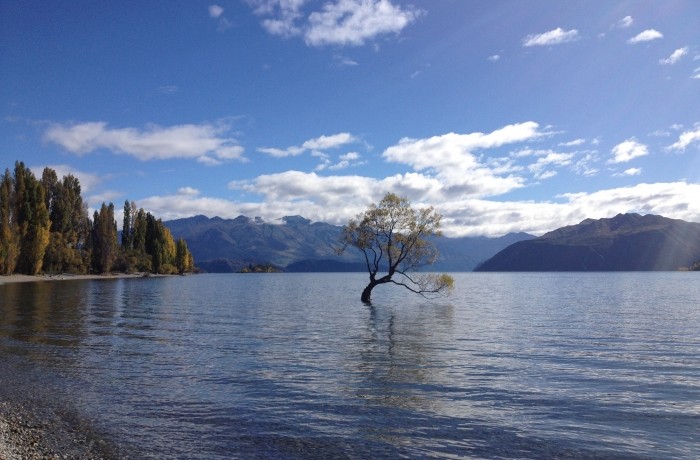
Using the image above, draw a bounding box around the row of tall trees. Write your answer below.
[0,161,194,276]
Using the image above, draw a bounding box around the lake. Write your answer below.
[1,272,699,458]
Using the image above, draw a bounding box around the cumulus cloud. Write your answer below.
[246,0,421,46]
[667,125,700,151]
[627,29,663,44]
[609,139,649,163]
[435,181,700,237]
[522,28,580,47]
[380,122,551,198]
[305,0,422,46]
[659,47,689,65]
[178,186,201,196]
[44,121,245,165]
[259,132,358,158]
[487,54,500,62]
[139,178,700,237]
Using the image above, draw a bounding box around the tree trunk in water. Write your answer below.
[361,281,377,303]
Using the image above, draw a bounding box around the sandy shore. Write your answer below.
[0,272,159,285]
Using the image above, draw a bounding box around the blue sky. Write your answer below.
[2,0,699,236]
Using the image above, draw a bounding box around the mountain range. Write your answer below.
[476,213,700,271]
[164,215,534,272]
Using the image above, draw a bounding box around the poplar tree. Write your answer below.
[0,169,20,275]
[41,169,89,273]
[13,162,50,275]
[91,202,117,273]
[175,238,194,274]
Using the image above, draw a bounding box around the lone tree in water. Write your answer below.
[339,192,454,303]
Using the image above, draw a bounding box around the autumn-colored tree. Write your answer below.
[91,202,118,273]
[13,162,50,275]
[339,192,454,303]
[0,169,20,275]
[2,160,194,277]
[41,169,90,273]
[175,238,194,274]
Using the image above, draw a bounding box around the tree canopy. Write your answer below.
[339,192,454,303]
[0,161,195,276]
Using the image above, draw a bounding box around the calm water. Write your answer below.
[1,273,699,458]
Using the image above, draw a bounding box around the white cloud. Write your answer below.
[257,146,305,157]
[259,132,359,158]
[209,5,224,18]
[560,138,586,147]
[527,151,574,179]
[340,151,359,161]
[44,121,245,165]
[616,16,634,29]
[440,181,700,236]
[324,152,365,171]
[693,67,700,79]
[246,0,306,37]
[659,47,689,65]
[487,54,500,62]
[667,126,700,151]
[246,0,421,46]
[142,178,700,237]
[623,167,641,176]
[627,29,663,44]
[609,139,649,163]
[572,152,600,177]
[303,132,356,150]
[522,28,580,47]
[178,186,201,196]
[381,122,549,198]
[305,0,422,46]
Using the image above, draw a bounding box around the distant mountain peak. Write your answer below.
[163,214,534,272]
[477,213,700,271]
[281,215,312,226]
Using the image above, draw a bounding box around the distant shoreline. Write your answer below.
[0,273,164,286]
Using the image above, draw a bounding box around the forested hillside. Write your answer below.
[0,161,194,276]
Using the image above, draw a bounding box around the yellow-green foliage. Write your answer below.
[0,161,196,276]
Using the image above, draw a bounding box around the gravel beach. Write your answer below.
[1,273,141,458]
[0,401,121,459]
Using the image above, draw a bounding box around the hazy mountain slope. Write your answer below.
[475,213,700,271]
[165,215,356,268]
[165,215,535,272]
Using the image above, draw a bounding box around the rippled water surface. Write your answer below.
[1,272,699,458]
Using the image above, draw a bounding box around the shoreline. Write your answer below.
[0,359,123,460]
[0,272,165,286]
[0,401,121,460]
